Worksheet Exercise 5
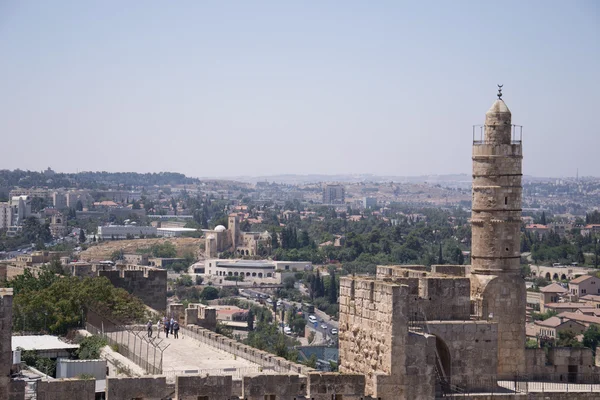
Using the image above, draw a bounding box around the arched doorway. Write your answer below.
[435,336,452,380]
[545,272,551,280]
[553,273,559,280]
[561,274,567,281]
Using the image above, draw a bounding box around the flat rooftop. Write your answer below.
[12,335,79,351]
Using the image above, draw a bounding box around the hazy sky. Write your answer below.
[1,1,598,178]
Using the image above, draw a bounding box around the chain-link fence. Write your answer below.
[86,309,167,375]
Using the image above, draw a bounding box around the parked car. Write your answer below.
[330,328,338,335]
[321,323,327,330]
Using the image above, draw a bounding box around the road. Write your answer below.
[240,287,339,345]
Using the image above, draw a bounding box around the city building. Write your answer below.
[322,184,345,204]
[49,213,68,238]
[97,225,157,240]
[204,214,271,258]
[534,316,586,340]
[10,195,32,226]
[0,202,12,229]
[362,196,377,209]
[202,259,311,283]
[569,275,600,297]
[52,192,67,210]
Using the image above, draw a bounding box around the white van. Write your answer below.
[308,315,317,324]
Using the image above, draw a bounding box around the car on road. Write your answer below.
[308,315,317,324]
[321,323,327,330]
[276,300,282,307]
[284,326,292,335]
[330,328,338,335]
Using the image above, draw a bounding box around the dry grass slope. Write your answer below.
[78,237,204,261]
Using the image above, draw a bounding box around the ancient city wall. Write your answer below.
[98,267,167,311]
[425,321,497,390]
[418,277,471,320]
[106,376,168,400]
[431,264,468,277]
[180,325,312,375]
[242,374,304,400]
[0,288,14,400]
[175,375,232,400]
[307,372,365,400]
[36,379,96,400]
[403,332,436,400]
[526,347,599,379]
[338,277,408,398]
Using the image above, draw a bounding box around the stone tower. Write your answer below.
[228,213,239,250]
[470,90,526,376]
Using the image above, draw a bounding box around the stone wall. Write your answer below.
[526,347,598,380]
[175,375,231,400]
[338,277,408,398]
[0,288,13,400]
[36,379,95,400]
[425,321,497,390]
[431,264,468,277]
[471,273,526,375]
[99,267,167,311]
[404,332,436,400]
[184,304,217,330]
[307,372,365,400]
[8,380,25,400]
[0,263,6,281]
[106,376,168,400]
[418,276,471,320]
[242,374,304,400]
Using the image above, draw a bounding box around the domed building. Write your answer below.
[203,214,272,258]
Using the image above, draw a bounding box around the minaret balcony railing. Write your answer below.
[472,124,522,145]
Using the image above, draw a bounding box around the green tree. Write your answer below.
[556,330,583,348]
[329,271,337,304]
[201,286,219,300]
[583,325,600,355]
[541,211,547,225]
[247,308,254,331]
[79,229,86,244]
[76,335,107,359]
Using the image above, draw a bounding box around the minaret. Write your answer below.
[471,86,526,375]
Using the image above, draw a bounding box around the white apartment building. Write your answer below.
[0,202,12,229]
[52,192,67,209]
[10,195,32,226]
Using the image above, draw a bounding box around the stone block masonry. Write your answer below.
[338,277,409,398]
[307,372,366,400]
[0,288,14,400]
[36,379,95,400]
[99,267,167,311]
[106,376,168,400]
[175,375,232,400]
[242,374,304,400]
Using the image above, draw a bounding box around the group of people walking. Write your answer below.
[147,317,180,339]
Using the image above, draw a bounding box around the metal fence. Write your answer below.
[436,374,600,397]
[86,309,167,375]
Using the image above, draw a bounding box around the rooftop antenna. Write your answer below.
[497,84,503,99]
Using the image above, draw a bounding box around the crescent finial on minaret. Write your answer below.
[497,84,503,99]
